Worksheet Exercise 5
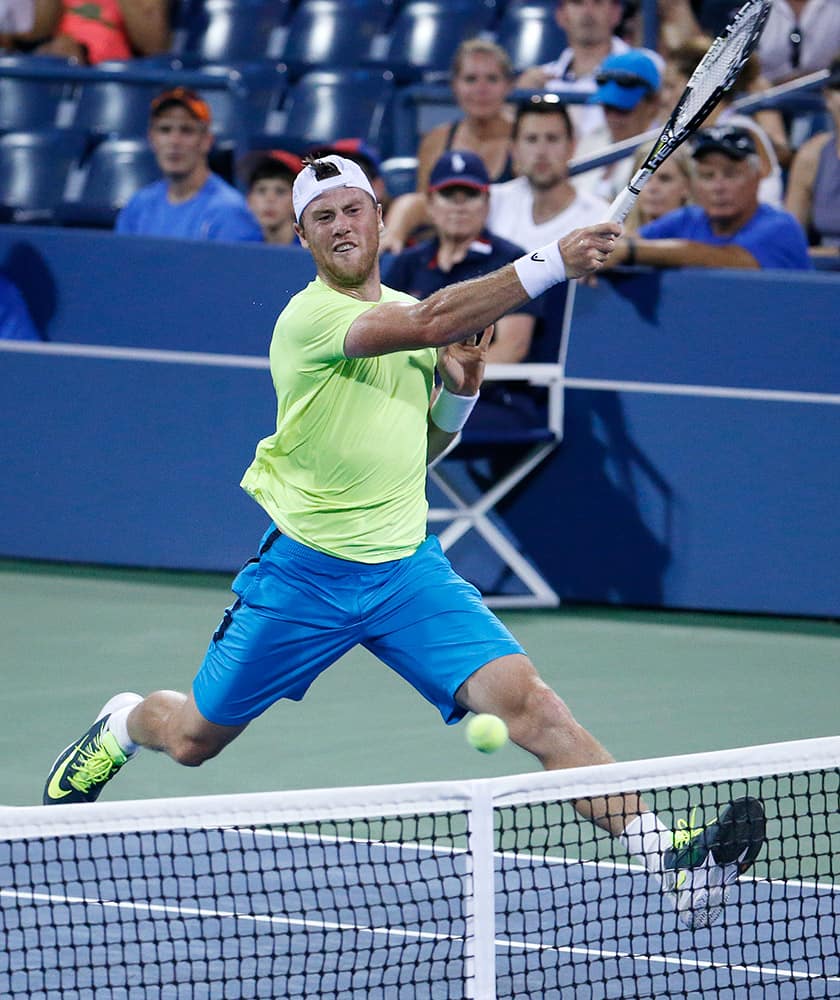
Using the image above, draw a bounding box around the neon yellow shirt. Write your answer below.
[241,277,437,562]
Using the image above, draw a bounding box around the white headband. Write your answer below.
[292,155,377,222]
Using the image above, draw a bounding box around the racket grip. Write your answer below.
[607,186,639,225]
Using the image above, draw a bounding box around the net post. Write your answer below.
[464,781,497,1000]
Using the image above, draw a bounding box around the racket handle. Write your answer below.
[607,186,639,224]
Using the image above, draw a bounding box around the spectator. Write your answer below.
[757,0,840,85]
[608,125,813,270]
[116,88,263,243]
[573,49,662,203]
[415,38,517,190]
[661,37,790,184]
[383,98,610,253]
[33,0,169,64]
[244,151,303,247]
[623,142,692,231]
[515,0,662,143]
[383,151,539,364]
[0,274,40,341]
[487,97,611,247]
[784,53,840,251]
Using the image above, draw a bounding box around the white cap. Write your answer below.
[292,154,377,222]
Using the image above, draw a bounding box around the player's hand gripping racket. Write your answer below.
[607,0,772,224]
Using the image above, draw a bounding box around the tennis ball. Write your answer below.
[465,713,509,754]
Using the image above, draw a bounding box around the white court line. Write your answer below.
[2,886,837,986]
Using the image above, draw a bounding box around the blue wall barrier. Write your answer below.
[2,227,838,616]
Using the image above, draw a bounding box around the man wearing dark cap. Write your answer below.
[609,124,813,270]
[116,87,262,242]
[383,150,539,363]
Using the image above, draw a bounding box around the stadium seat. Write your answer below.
[379,156,418,197]
[0,130,88,224]
[366,0,500,82]
[262,68,396,155]
[69,79,162,138]
[277,0,394,78]
[58,138,160,229]
[427,281,576,607]
[495,3,567,73]
[0,63,68,133]
[179,0,289,65]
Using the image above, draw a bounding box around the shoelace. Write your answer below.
[68,738,120,793]
[671,808,711,870]
[672,808,701,850]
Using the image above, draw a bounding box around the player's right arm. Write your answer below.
[345,223,621,358]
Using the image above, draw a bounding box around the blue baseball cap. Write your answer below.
[428,150,490,192]
[589,50,660,111]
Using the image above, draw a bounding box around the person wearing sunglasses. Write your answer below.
[573,49,663,203]
[785,53,840,252]
[605,124,813,272]
[515,0,663,144]
[757,0,840,84]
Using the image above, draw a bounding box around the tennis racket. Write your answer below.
[607,0,772,224]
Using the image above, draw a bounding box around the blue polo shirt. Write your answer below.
[117,173,263,243]
[640,204,812,270]
[381,232,541,318]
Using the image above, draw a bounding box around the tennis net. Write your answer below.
[1,735,837,999]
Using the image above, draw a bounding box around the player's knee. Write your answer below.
[169,734,221,768]
[509,680,576,742]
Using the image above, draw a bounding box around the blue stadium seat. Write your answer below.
[179,0,288,65]
[192,64,286,155]
[495,3,567,72]
[278,0,393,78]
[70,79,162,138]
[0,59,69,133]
[262,68,396,155]
[58,138,160,229]
[380,155,418,198]
[0,130,88,224]
[366,0,500,82]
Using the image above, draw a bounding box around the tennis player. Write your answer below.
[43,154,764,928]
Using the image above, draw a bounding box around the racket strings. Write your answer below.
[675,3,768,131]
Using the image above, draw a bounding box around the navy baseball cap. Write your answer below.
[589,50,660,111]
[691,125,758,161]
[428,150,490,192]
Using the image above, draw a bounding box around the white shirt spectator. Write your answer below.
[540,37,663,141]
[488,178,610,246]
[758,0,840,83]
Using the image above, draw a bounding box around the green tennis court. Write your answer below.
[3,559,838,808]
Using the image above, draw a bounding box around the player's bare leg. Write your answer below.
[455,653,642,837]
[124,690,247,766]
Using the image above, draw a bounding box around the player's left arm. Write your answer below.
[427,326,493,464]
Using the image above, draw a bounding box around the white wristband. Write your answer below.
[430,386,479,433]
[513,241,566,298]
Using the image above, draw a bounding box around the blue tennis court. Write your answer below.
[2,822,838,999]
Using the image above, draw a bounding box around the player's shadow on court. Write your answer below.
[3,242,57,340]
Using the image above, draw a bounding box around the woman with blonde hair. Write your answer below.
[623,142,692,231]
[414,37,517,191]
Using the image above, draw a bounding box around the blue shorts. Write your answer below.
[193,529,524,727]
